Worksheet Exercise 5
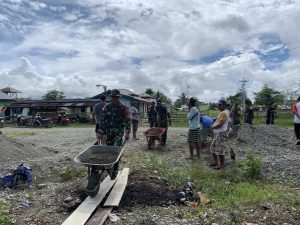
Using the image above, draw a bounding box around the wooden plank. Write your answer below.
[85,207,113,225]
[61,173,119,225]
[104,168,129,207]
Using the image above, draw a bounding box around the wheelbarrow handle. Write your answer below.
[122,139,127,147]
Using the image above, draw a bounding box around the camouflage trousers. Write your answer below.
[106,128,124,146]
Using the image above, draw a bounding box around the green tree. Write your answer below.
[179,93,188,105]
[173,99,182,108]
[145,88,154,96]
[43,90,65,100]
[153,91,172,104]
[254,85,284,106]
[173,93,189,108]
[227,91,244,104]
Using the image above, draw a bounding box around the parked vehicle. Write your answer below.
[56,115,70,125]
[69,114,79,123]
[15,116,33,127]
[35,116,52,128]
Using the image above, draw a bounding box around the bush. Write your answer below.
[243,153,262,180]
[0,201,15,225]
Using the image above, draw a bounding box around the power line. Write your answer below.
[266,70,300,86]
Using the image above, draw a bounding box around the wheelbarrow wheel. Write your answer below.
[86,166,100,197]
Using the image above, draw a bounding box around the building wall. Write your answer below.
[0,100,14,118]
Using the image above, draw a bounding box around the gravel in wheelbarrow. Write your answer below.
[80,152,119,165]
[74,145,124,168]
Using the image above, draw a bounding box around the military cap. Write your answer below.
[111,89,120,97]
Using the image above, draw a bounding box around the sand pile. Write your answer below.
[0,133,54,166]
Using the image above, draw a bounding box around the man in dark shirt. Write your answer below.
[147,101,157,127]
[266,104,276,124]
[156,99,171,146]
[244,105,254,125]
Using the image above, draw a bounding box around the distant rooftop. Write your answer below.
[0,87,22,94]
[139,92,155,99]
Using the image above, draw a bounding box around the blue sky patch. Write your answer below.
[131,57,143,66]
[184,49,235,65]
[255,34,290,70]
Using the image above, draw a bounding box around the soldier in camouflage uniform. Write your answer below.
[99,89,131,146]
[156,99,171,145]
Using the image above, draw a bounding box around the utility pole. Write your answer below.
[239,77,248,118]
[96,84,107,92]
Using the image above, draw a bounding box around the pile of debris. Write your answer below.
[0,133,53,167]
[234,124,295,147]
[176,182,210,207]
[229,124,300,181]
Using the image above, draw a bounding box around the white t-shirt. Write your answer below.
[131,106,140,121]
[294,102,300,124]
[187,107,200,129]
[213,110,229,133]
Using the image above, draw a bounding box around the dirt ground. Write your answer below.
[0,125,300,225]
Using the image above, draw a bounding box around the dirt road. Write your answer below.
[0,125,299,225]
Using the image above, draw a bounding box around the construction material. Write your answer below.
[85,207,113,225]
[61,174,119,225]
[104,168,129,207]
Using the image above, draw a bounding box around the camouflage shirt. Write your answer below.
[99,102,131,134]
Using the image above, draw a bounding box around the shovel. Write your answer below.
[226,139,236,160]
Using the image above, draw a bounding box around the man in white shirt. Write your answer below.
[187,97,201,159]
[293,96,300,145]
[210,99,230,169]
[131,102,140,140]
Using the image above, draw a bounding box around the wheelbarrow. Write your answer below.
[143,127,166,149]
[74,143,125,197]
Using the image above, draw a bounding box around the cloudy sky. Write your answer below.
[0,0,300,102]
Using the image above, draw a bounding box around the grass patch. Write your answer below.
[0,200,15,225]
[54,122,93,128]
[171,109,295,128]
[243,152,262,180]
[189,162,285,208]
[60,165,86,181]
[127,152,299,209]
[6,131,38,137]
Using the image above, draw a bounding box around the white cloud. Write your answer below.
[28,1,47,11]
[0,0,300,102]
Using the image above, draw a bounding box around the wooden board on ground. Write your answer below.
[85,207,113,225]
[104,168,129,207]
[61,173,119,225]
